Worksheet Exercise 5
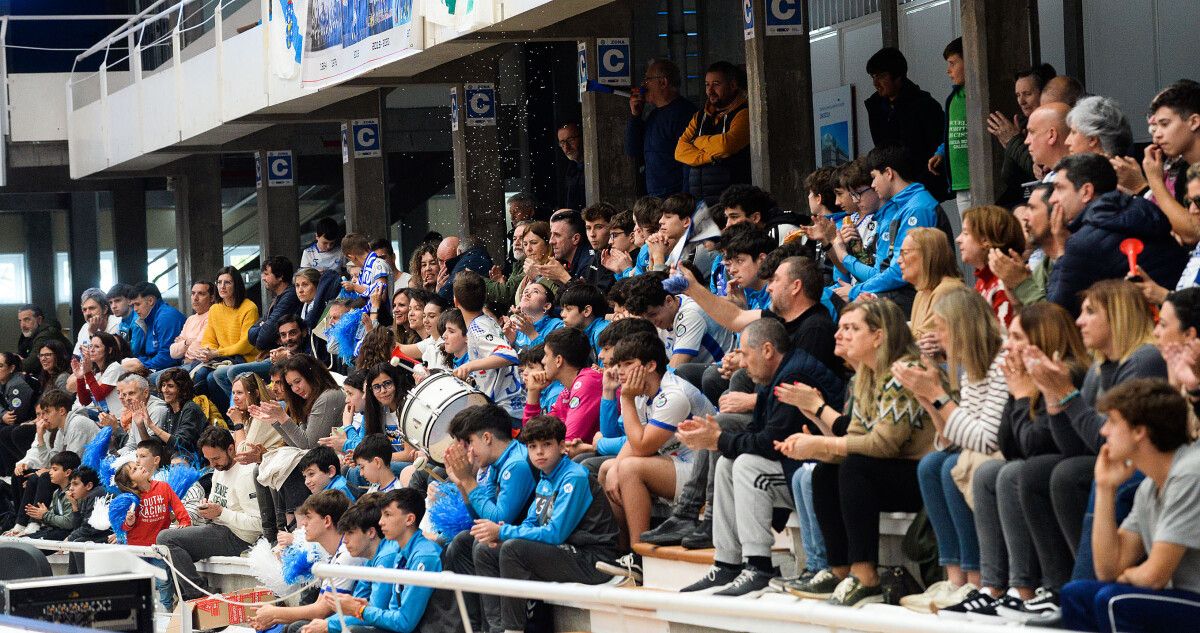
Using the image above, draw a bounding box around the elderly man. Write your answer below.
[436,235,493,300]
[1025,102,1072,180]
[72,288,122,360]
[119,282,186,375]
[16,305,70,374]
[101,373,170,455]
[557,122,586,210]
[627,58,696,197]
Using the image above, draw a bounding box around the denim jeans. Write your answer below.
[211,359,272,411]
[917,450,980,571]
[147,557,175,610]
[790,462,826,572]
[1070,471,1144,581]
[1061,579,1200,632]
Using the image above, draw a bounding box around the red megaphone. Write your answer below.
[1120,238,1144,277]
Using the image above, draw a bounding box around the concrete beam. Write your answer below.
[881,0,900,49]
[745,0,815,209]
[68,193,101,332]
[113,180,148,285]
[962,0,1031,204]
[173,155,225,312]
[450,84,506,263]
[254,150,300,305]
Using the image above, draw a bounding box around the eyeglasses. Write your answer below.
[850,186,873,202]
[557,136,581,146]
[371,380,395,392]
[37,353,55,359]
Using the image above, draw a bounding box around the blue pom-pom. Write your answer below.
[662,273,689,295]
[166,463,202,502]
[82,426,113,473]
[107,492,139,544]
[428,481,473,538]
[281,542,322,585]
[328,309,364,361]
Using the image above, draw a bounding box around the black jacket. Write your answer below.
[0,374,37,424]
[437,245,494,301]
[865,79,947,200]
[562,160,586,210]
[161,400,206,457]
[567,247,613,292]
[1047,191,1189,314]
[248,287,301,350]
[18,320,70,375]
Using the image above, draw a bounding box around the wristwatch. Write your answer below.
[932,394,953,410]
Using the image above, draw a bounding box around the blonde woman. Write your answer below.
[893,287,1008,613]
[774,298,938,607]
[898,227,965,355]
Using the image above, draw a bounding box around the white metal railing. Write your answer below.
[311,563,1024,633]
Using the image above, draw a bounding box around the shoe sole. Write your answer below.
[965,611,1005,624]
[594,561,642,583]
[714,587,768,599]
[833,595,885,609]
[639,536,684,546]
[898,598,937,614]
[785,586,836,600]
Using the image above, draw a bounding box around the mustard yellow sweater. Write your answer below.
[201,299,261,360]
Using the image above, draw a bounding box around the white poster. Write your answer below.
[269,0,308,79]
[302,0,423,89]
[813,85,856,167]
[423,0,494,33]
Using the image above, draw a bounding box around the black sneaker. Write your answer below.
[997,586,1060,623]
[769,569,815,593]
[825,576,884,608]
[973,591,1023,622]
[937,590,997,620]
[680,518,713,549]
[640,516,699,547]
[784,569,841,599]
[595,553,642,583]
[680,564,741,593]
[713,568,774,598]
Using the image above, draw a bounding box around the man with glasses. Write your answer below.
[557,122,586,210]
[626,58,696,198]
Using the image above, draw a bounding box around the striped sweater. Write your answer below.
[941,351,1009,453]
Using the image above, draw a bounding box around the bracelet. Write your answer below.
[1056,389,1081,407]
[814,403,828,419]
[356,603,366,619]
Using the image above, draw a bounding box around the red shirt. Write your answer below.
[975,267,1014,328]
[124,480,191,546]
[523,367,603,441]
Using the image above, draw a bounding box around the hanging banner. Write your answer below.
[269,0,308,79]
[302,0,423,89]
[423,0,494,34]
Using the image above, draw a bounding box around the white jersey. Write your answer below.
[663,296,735,364]
[466,315,524,418]
[72,317,121,359]
[300,243,345,273]
[634,372,715,463]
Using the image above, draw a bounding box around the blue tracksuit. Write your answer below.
[360,532,442,633]
[499,457,617,549]
[327,539,399,633]
[325,475,357,501]
[467,440,537,524]
[843,183,939,301]
[514,315,564,350]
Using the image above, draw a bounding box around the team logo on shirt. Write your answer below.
[10,389,17,395]
[676,324,687,335]
[563,483,573,494]
[416,562,426,571]
[868,221,877,232]
[569,396,580,409]
[485,333,495,341]
[10,399,19,408]
[907,216,918,226]
[654,393,668,408]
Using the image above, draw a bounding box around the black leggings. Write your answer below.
[812,454,924,568]
[15,471,55,526]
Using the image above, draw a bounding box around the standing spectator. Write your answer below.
[370,238,402,290]
[928,38,970,221]
[988,64,1056,205]
[407,242,438,292]
[863,47,946,200]
[169,281,215,369]
[16,305,70,375]
[557,122,586,210]
[1039,76,1084,108]
[70,288,121,360]
[120,283,186,375]
[626,58,696,197]
[300,217,345,273]
[675,61,751,204]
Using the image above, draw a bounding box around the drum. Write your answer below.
[400,371,488,464]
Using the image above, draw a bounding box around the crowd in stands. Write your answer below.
[2,48,1200,633]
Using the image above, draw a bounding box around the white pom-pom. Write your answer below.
[390,356,401,367]
[247,537,290,596]
[89,496,112,531]
[413,453,428,471]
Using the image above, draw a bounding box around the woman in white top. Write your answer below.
[69,332,126,417]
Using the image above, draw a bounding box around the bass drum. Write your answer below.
[400,371,488,464]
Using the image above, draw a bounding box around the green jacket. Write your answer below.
[1013,253,1054,306]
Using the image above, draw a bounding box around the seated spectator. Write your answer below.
[158,426,262,601]
[353,434,399,494]
[623,196,663,279]
[1132,165,1200,306]
[957,205,1025,326]
[1046,153,1189,314]
[646,193,707,270]
[519,345,563,414]
[777,299,936,607]
[1159,287,1200,393]
[442,404,539,630]
[36,339,70,392]
[103,373,169,455]
[404,289,432,341]
[300,217,346,273]
[21,450,80,541]
[522,327,602,441]
[471,416,619,633]
[1065,96,1133,157]
[112,456,191,609]
[624,271,734,369]
[409,242,439,293]
[675,319,843,596]
[120,282,186,375]
[295,266,339,340]
[214,314,311,400]
[71,287,121,360]
[1061,379,1200,632]
[168,281,215,369]
[675,61,751,204]
[988,183,1060,307]
[600,332,715,549]
[300,446,357,501]
[450,272,524,421]
[16,304,70,375]
[546,209,606,288]
[718,223,775,311]
[64,466,109,573]
[249,491,359,630]
[192,266,260,393]
[0,352,37,476]
[579,203,619,288]
[1040,75,1083,108]
[598,209,636,278]
[133,439,202,524]
[436,235,494,301]
[894,288,1009,614]
[831,145,941,313]
[900,227,965,351]
[488,221,557,311]
[107,283,137,341]
[502,281,563,350]
[226,372,285,454]
[149,368,206,457]
[812,160,883,285]
[361,363,416,467]
[558,283,611,359]
[391,288,418,345]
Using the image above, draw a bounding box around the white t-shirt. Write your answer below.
[85,362,126,417]
[300,243,345,273]
[466,315,524,418]
[634,372,715,463]
[663,296,735,364]
[72,318,122,359]
[321,541,366,594]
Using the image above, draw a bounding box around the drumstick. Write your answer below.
[413,453,446,482]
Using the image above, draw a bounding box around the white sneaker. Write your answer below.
[899,580,956,613]
[20,522,40,536]
[933,582,977,611]
[4,524,26,537]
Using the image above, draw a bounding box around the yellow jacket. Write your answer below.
[674,93,751,167]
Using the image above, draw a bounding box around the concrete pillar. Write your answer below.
[450,84,506,263]
[174,155,224,313]
[578,37,638,208]
[1062,0,1084,86]
[68,192,101,333]
[342,91,389,241]
[112,180,148,285]
[23,211,55,313]
[255,150,300,304]
[961,0,1032,204]
[744,0,816,210]
[881,0,900,49]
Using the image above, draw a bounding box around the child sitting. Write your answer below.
[354,434,400,494]
[300,446,357,501]
[64,466,109,574]
[519,345,563,415]
[23,450,80,541]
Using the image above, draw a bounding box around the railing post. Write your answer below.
[171,8,184,141]
[214,0,224,121]
[99,43,111,167]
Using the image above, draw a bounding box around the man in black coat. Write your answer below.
[862,47,948,201]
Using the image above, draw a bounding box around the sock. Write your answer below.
[715,560,740,572]
[746,556,772,574]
